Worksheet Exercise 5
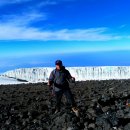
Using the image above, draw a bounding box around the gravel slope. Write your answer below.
[0,80,130,130]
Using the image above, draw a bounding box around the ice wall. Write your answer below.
[3,66,130,83]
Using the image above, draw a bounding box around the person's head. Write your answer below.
[55,60,63,70]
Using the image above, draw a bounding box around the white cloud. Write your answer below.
[0,23,121,41]
[119,24,127,29]
[127,36,130,39]
[0,1,123,41]
[0,0,59,6]
[0,0,31,6]
[0,12,46,26]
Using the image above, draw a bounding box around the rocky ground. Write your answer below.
[0,80,130,130]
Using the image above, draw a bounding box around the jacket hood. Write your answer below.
[61,66,65,70]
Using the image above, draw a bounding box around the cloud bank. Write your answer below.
[0,0,125,41]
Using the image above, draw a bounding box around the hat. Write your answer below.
[55,60,63,66]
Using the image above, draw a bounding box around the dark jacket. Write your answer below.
[49,66,72,90]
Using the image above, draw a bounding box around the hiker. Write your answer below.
[48,60,79,116]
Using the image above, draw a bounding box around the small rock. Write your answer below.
[88,123,95,129]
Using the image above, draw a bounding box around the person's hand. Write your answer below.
[47,81,53,86]
[47,81,53,93]
[49,87,55,96]
[47,82,51,86]
[49,86,53,91]
[71,77,75,83]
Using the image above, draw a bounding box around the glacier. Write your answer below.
[2,66,130,83]
[0,75,28,85]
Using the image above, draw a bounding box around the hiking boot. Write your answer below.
[72,107,79,117]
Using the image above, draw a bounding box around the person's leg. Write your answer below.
[55,90,63,111]
[64,89,79,117]
[63,89,76,108]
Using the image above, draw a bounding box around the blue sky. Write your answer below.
[0,0,130,72]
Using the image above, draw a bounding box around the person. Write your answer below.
[48,60,79,116]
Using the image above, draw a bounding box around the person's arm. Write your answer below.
[66,70,75,83]
[48,70,55,89]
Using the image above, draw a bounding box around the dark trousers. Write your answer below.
[55,88,76,110]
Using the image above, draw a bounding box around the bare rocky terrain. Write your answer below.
[0,80,130,130]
